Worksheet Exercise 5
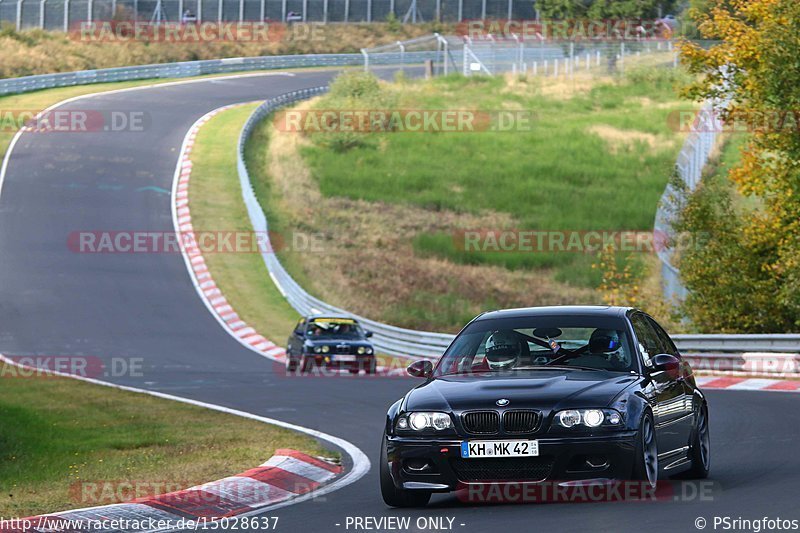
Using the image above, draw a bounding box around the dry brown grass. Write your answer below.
[0,23,448,79]
[587,124,659,154]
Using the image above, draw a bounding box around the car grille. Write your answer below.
[462,411,499,434]
[334,345,352,355]
[451,457,554,482]
[503,410,540,433]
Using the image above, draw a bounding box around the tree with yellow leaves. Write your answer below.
[677,0,800,331]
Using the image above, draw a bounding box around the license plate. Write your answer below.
[461,440,539,458]
[335,355,357,362]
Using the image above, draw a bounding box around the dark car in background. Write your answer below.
[286,315,377,374]
[380,306,710,507]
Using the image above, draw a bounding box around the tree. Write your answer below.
[535,0,680,19]
[678,0,800,331]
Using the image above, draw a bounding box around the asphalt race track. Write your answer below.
[1,70,799,533]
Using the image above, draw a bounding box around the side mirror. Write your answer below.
[365,330,373,338]
[407,360,433,379]
[652,353,680,373]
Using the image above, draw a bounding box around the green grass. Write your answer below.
[0,362,331,517]
[189,105,410,365]
[188,104,300,342]
[301,68,694,287]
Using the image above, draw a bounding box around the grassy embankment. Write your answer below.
[0,362,331,517]
[247,63,696,331]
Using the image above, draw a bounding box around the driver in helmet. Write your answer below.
[485,330,524,370]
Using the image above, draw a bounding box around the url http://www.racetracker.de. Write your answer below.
[0,516,280,531]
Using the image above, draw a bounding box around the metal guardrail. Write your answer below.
[0,51,438,96]
[236,89,800,363]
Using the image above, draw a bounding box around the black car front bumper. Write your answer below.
[385,432,638,493]
[299,353,376,372]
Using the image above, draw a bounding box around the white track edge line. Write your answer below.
[0,353,370,531]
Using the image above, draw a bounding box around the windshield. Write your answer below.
[434,315,636,376]
[306,318,364,339]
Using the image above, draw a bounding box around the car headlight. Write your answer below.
[553,409,623,429]
[357,346,366,355]
[313,346,322,354]
[321,345,330,354]
[396,412,453,432]
[366,347,374,355]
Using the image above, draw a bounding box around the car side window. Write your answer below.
[294,319,305,335]
[630,314,660,367]
[647,317,680,358]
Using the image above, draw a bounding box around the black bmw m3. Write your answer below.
[380,306,711,507]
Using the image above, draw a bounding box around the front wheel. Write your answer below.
[631,412,658,489]
[686,404,710,479]
[300,356,314,373]
[380,433,431,508]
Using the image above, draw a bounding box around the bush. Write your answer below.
[623,66,693,91]
[308,72,398,152]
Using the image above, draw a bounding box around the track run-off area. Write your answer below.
[1,70,799,532]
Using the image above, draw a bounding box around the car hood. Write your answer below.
[304,337,371,346]
[404,370,639,412]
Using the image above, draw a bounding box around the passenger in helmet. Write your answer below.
[485,330,523,370]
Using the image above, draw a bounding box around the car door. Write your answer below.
[647,316,695,451]
[287,318,305,356]
[630,313,686,455]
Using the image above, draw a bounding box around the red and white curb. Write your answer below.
[695,375,800,392]
[2,450,342,532]
[171,105,405,377]
[0,353,369,532]
[172,104,287,364]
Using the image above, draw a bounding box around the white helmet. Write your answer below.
[485,330,522,370]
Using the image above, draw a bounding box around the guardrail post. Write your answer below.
[457,0,462,21]
[217,0,222,22]
[481,0,486,19]
[87,0,93,22]
[16,0,22,31]
[389,0,394,18]
[260,0,265,21]
[281,0,286,21]
[343,0,348,22]
[196,0,202,22]
[322,0,327,22]
[361,48,368,72]
[63,0,70,31]
[39,0,45,28]
[239,0,244,21]
[367,0,371,22]
[507,0,512,20]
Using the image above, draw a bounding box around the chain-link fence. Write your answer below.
[0,0,541,29]
[654,99,725,304]
[363,35,678,79]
